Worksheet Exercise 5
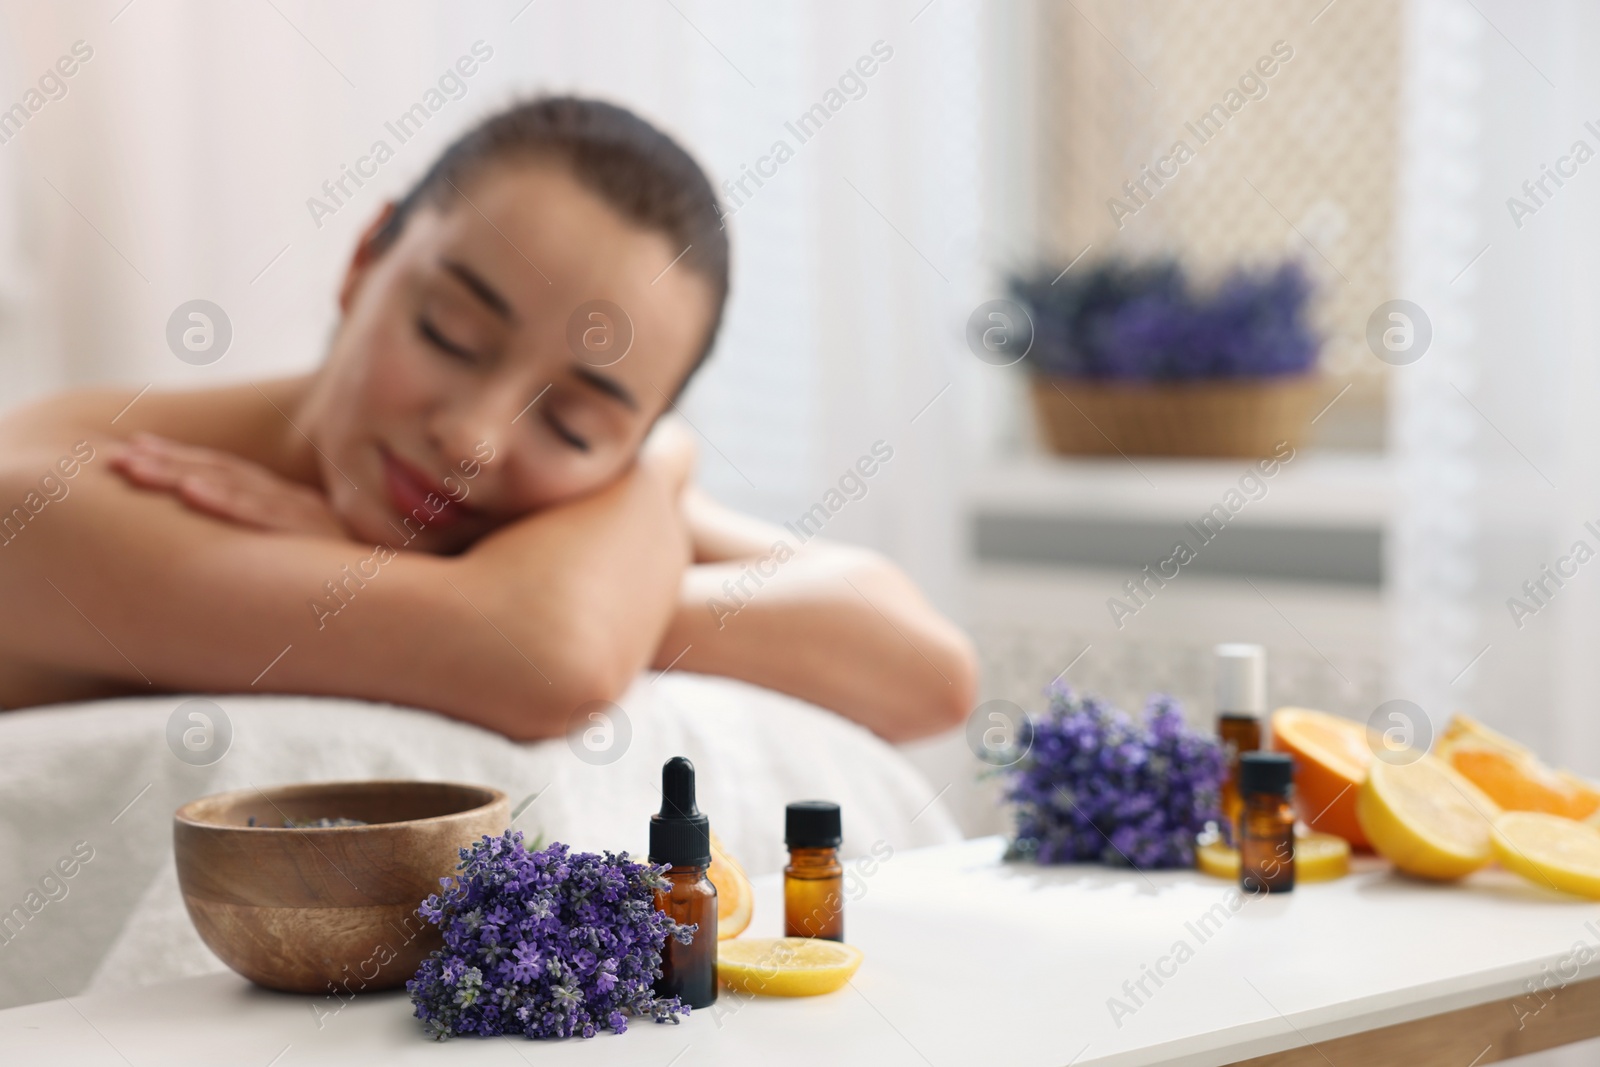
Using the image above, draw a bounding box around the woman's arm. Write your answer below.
[651,489,977,742]
[0,428,690,741]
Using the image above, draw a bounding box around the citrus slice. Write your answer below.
[707,831,753,940]
[1272,708,1377,848]
[1491,811,1600,899]
[718,937,863,997]
[1196,832,1351,882]
[1439,712,1533,759]
[1438,715,1600,821]
[1356,755,1500,880]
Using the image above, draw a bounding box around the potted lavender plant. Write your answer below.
[1009,258,1321,458]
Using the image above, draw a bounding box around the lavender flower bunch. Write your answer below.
[407,832,694,1040]
[1010,258,1319,381]
[1003,683,1224,869]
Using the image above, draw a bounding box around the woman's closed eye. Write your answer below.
[543,411,590,452]
[418,316,483,364]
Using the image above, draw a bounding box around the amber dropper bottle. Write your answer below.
[650,756,718,1008]
[1239,752,1296,894]
[1215,643,1266,844]
[784,801,844,941]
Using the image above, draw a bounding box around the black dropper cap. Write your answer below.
[1239,751,1294,795]
[785,800,842,848]
[650,756,711,868]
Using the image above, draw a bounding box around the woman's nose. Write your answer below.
[429,389,522,472]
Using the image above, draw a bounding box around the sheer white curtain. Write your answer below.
[0,0,986,609]
[1397,5,1600,1063]
[1395,0,1600,773]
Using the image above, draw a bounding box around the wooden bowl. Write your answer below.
[174,780,509,995]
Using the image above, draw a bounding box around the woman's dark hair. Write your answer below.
[376,96,729,378]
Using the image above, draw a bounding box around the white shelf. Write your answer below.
[967,451,1393,529]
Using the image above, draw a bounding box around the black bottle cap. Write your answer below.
[785,800,842,848]
[1239,751,1294,795]
[649,756,711,868]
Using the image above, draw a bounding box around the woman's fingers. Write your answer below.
[110,435,346,537]
[174,472,261,526]
[109,442,188,490]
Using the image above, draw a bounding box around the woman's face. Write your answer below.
[303,160,715,553]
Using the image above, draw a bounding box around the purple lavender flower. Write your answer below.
[1002,684,1224,869]
[407,832,695,1040]
[1011,259,1319,381]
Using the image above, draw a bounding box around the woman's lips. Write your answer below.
[380,447,472,530]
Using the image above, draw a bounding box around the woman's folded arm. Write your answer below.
[651,489,978,742]
[0,433,689,741]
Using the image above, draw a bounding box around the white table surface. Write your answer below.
[3,835,1597,1067]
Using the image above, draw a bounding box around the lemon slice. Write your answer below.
[1492,811,1600,899]
[717,937,863,997]
[1356,755,1500,880]
[1196,832,1351,882]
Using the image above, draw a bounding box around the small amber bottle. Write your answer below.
[650,757,717,1008]
[784,801,844,941]
[1215,643,1266,844]
[1238,752,1295,894]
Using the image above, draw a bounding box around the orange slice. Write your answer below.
[1439,713,1534,759]
[708,831,753,940]
[1271,708,1376,848]
[1356,755,1500,880]
[1438,715,1600,821]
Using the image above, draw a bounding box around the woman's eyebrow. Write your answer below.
[440,259,515,321]
[570,367,638,411]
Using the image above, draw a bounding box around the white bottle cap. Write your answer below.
[1215,643,1266,715]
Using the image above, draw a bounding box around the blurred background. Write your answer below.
[0,0,1595,874]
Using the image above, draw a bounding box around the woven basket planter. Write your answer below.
[1029,375,1320,459]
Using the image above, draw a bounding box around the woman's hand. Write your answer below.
[109,433,347,538]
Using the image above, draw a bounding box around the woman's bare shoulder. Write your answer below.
[0,378,308,466]
[0,385,139,435]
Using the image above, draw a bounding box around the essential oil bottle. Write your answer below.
[1238,752,1296,894]
[784,801,844,941]
[1215,643,1266,843]
[650,756,718,1007]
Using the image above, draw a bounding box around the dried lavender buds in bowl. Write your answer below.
[245,815,367,828]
